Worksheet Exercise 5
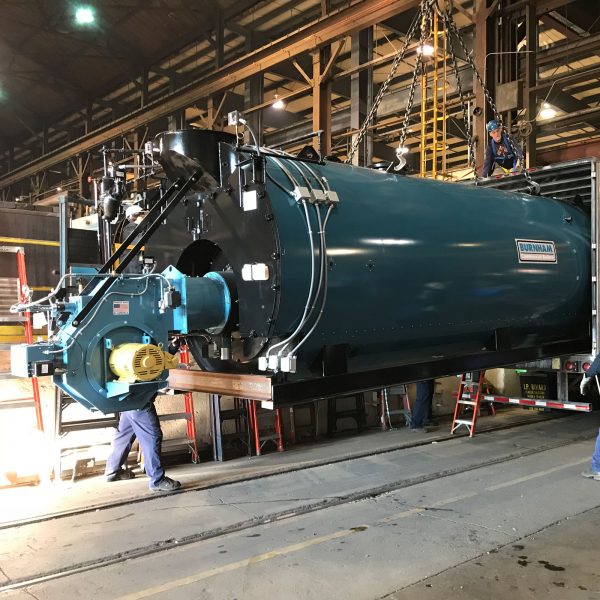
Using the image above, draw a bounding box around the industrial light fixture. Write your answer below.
[272,94,285,110]
[416,42,435,58]
[75,6,95,25]
[539,102,557,120]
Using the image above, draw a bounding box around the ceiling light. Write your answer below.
[417,43,435,58]
[539,102,557,120]
[272,94,285,110]
[75,6,95,25]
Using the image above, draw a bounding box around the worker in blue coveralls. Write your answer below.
[410,379,437,433]
[104,204,181,492]
[105,389,180,491]
[580,355,600,481]
[481,119,524,177]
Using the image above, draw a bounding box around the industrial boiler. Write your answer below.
[11,127,591,413]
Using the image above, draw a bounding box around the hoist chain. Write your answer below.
[442,11,475,169]
[396,45,422,153]
[396,0,437,161]
[347,0,502,174]
[443,14,501,123]
[345,11,422,164]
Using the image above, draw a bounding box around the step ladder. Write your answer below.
[379,386,412,430]
[451,371,486,437]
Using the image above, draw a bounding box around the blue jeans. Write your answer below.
[411,379,434,428]
[592,428,600,472]
[105,403,165,486]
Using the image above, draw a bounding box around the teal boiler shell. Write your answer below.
[265,158,590,372]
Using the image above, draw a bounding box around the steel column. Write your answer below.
[312,48,332,155]
[474,0,493,171]
[350,28,373,166]
[245,33,264,146]
[525,0,538,167]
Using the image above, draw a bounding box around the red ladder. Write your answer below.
[451,371,486,437]
[3,246,44,431]
[177,344,199,462]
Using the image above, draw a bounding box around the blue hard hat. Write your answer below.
[486,119,500,133]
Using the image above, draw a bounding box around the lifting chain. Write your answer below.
[443,12,501,123]
[442,10,475,169]
[345,10,421,164]
[393,3,435,167]
[395,58,421,158]
[347,0,502,172]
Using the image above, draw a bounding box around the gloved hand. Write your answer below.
[580,375,593,396]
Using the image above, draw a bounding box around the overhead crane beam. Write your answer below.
[0,0,421,190]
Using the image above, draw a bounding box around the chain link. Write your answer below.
[443,15,501,123]
[442,11,475,169]
[345,10,422,164]
[397,0,437,162]
[346,0,501,173]
[396,46,421,153]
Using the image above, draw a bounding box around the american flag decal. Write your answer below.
[113,300,130,315]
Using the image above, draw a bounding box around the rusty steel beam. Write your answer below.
[0,0,420,190]
[168,369,273,401]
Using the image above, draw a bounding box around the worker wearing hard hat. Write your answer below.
[482,120,524,177]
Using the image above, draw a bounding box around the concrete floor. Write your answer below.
[1,410,599,599]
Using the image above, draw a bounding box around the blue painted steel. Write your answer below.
[168,267,230,333]
[265,158,590,373]
[12,269,229,413]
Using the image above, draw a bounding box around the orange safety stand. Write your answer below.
[178,344,199,462]
[4,246,44,431]
[248,400,284,456]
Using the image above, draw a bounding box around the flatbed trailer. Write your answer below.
[467,157,599,408]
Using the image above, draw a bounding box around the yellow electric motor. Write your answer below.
[108,343,179,383]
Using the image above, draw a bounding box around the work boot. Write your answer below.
[106,468,136,482]
[150,476,181,492]
[581,469,600,481]
[410,427,429,434]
